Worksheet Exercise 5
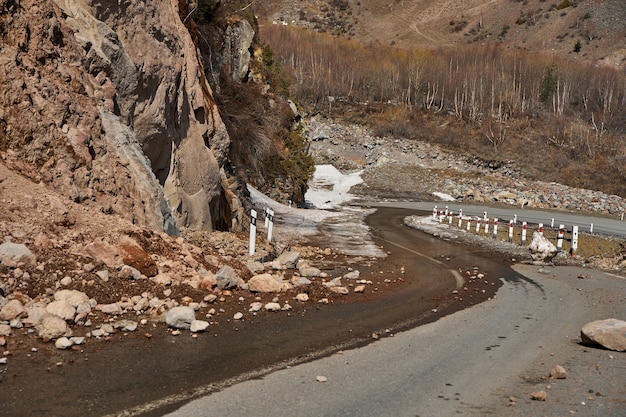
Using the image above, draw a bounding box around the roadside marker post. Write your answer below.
[514,214,517,225]
[538,223,543,236]
[249,209,257,256]
[508,220,514,243]
[571,225,579,255]
[551,218,555,228]
[589,223,594,234]
[557,225,565,252]
[484,218,489,235]
[521,222,527,245]
[433,206,438,219]
[264,207,270,228]
[467,218,471,232]
[448,212,453,225]
[458,213,463,228]
[445,206,449,216]
[493,218,498,239]
[267,209,274,242]
[476,218,481,234]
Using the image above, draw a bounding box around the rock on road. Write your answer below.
[166,265,625,417]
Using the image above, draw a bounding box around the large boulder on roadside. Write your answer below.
[54,289,89,307]
[581,318,626,351]
[529,232,558,262]
[165,306,195,330]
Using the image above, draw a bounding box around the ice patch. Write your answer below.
[305,165,363,209]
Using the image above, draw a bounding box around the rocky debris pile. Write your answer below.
[307,116,626,217]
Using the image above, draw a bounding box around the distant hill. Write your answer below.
[258,0,626,68]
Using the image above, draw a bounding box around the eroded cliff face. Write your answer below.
[0,0,244,233]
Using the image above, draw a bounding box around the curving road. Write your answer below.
[162,208,626,417]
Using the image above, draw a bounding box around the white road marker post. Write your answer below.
[571,225,579,256]
[448,212,453,226]
[589,223,594,234]
[458,213,463,228]
[445,206,449,216]
[538,223,543,236]
[264,207,270,228]
[433,206,438,220]
[475,218,481,234]
[267,209,274,242]
[493,218,498,239]
[557,225,565,252]
[249,209,257,256]
[484,218,489,235]
[521,221,527,245]
[508,220,514,243]
[483,211,488,222]
[513,214,517,225]
[466,218,471,232]
[551,218,555,228]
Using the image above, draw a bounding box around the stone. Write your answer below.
[54,289,89,307]
[119,265,142,280]
[215,265,241,290]
[118,236,158,277]
[55,337,73,349]
[295,293,309,302]
[97,303,123,315]
[0,324,11,337]
[529,232,558,262]
[22,305,48,327]
[152,273,172,286]
[299,266,321,277]
[95,270,110,282]
[0,242,36,267]
[248,302,263,312]
[36,315,72,340]
[233,312,244,320]
[70,336,86,345]
[60,276,72,286]
[343,270,360,280]
[271,251,300,270]
[114,320,138,332]
[248,273,291,293]
[581,318,626,351]
[165,306,195,329]
[0,299,26,321]
[46,300,76,321]
[531,391,547,401]
[264,302,281,312]
[354,285,366,293]
[330,286,350,295]
[190,320,210,333]
[550,365,567,379]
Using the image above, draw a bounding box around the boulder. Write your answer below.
[0,299,26,321]
[299,266,321,277]
[190,320,210,333]
[0,242,36,267]
[581,318,626,351]
[36,315,72,340]
[165,306,195,330]
[529,232,558,262]
[248,273,291,293]
[46,300,76,321]
[215,265,241,290]
[272,251,300,270]
[54,289,89,307]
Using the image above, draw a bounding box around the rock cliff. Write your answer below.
[0,0,247,234]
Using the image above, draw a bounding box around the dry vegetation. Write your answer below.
[259,23,626,197]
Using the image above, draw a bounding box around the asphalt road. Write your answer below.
[162,209,626,417]
[165,268,626,417]
[363,201,626,238]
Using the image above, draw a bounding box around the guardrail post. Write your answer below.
[467,218,471,232]
[557,225,565,252]
[508,220,514,243]
[475,218,481,234]
[249,209,257,256]
[571,225,579,255]
[493,218,498,239]
[521,221,527,245]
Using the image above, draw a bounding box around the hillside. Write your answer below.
[259,0,626,68]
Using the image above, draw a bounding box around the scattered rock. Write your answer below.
[190,320,210,332]
[55,337,73,350]
[0,299,26,321]
[248,273,291,293]
[0,242,36,267]
[531,390,547,401]
[215,265,241,290]
[529,232,558,262]
[264,302,281,312]
[550,365,567,379]
[272,251,300,270]
[36,315,72,340]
